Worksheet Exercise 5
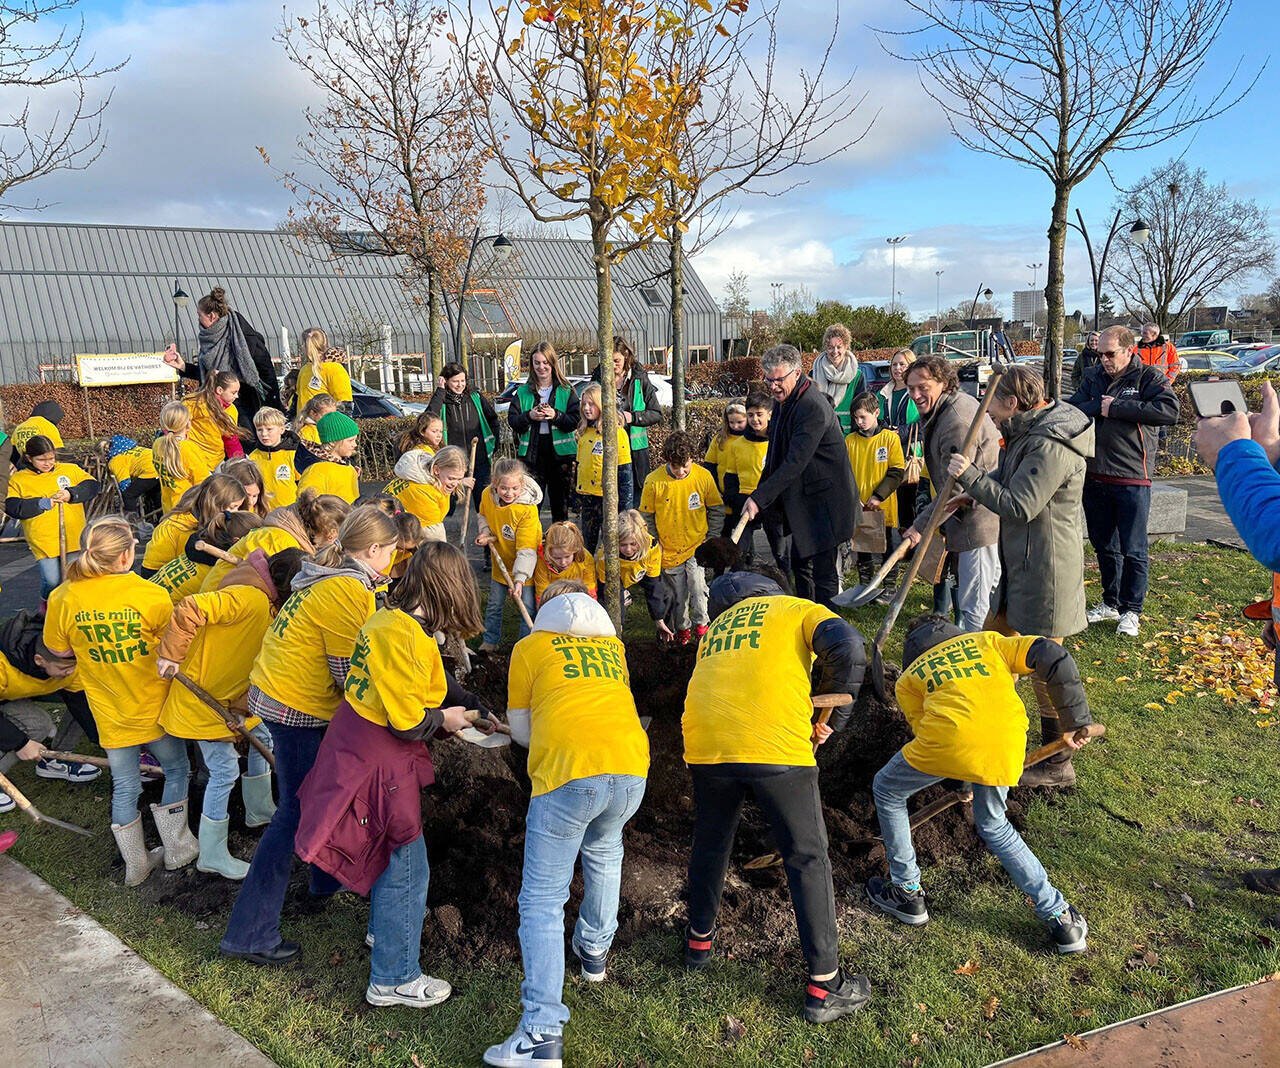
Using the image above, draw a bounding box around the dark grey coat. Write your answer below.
[954,401,1095,636]
[913,390,1001,552]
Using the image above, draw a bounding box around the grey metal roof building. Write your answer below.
[0,221,724,384]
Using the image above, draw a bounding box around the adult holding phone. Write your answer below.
[508,342,580,522]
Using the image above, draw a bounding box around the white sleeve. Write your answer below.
[507,707,531,748]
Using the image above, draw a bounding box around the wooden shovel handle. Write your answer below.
[58,502,68,574]
[459,439,479,549]
[172,672,276,769]
[810,692,853,708]
[1024,723,1105,766]
[729,510,751,545]
[463,708,512,736]
[493,552,536,631]
[195,541,241,565]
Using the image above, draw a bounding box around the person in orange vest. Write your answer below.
[1134,322,1179,383]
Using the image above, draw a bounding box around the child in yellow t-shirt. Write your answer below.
[575,383,632,553]
[844,393,906,600]
[248,407,300,509]
[185,371,248,469]
[104,434,161,518]
[702,402,746,493]
[5,435,100,600]
[476,457,543,650]
[598,508,673,638]
[720,391,781,569]
[42,517,198,888]
[396,411,444,459]
[639,430,723,645]
[153,401,214,514]
[533,521,597,605]
[294,392,337,446]
[297,411,361,504]
[10,400,65,454]
[386,445,472,543]
[865,614,1094,953]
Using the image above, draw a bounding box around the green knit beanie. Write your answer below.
[317,411,359,444]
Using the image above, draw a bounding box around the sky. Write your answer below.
[6,0,1278,322]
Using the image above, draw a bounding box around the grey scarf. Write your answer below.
[811,352,859,403]
[198,311,261,393]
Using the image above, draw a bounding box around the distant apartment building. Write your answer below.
[1012,289,1046,323]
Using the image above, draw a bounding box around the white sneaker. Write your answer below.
[483,1029,565,1067]
[1117,611,1140,637]
[1086,603,1120,624]
[0,790,13,814]
[365,973,451,1008]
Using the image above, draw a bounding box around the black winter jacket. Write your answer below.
[1067,359,1179,483]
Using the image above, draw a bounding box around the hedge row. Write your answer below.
[1,381,177,440]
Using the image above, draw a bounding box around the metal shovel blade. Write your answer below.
[831,582,884,610]
[458,726,511,749]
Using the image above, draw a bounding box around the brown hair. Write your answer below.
[715,402,747,447]
[488,457,527,494]
[313,506,400,569]
[396,411,444,456]
[439,362,466,383]
[197,371,248,440]
[262,489,349,554]
[221,459,268,516]
[196,286,230,319]
[1100,325,1136,351]
[905,355,959,394]
[20,434,57,469]
[611,336,635,371]
[541,578,588,604]
[386,541,482,637]
[994,365,1047,411]
[852,392,880,416]
[822,323,852,349]
[661,430,698,465]
[203,508,263,549]
[299,393,337,427]
[67,517,135,581]
[526,341,568,390]
[193,474,249,527]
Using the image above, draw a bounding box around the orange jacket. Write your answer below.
[1135,337,1179,382]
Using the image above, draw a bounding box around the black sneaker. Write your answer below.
[803,969,872,1023]
[683,925,715,970]
[1049,906,1089,954]
[571,939,608,983]
[865,876,929,926]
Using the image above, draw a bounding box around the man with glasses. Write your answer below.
[741,345,859,610]
[1068,326,1179,637]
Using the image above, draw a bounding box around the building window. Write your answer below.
[689,345,712,365]
[647,346,668,370]
[639,286,664,308]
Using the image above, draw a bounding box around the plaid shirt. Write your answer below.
[247,684,328,730]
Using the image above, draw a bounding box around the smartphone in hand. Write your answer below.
[1189,380,1248,419]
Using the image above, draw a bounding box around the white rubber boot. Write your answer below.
[111,815,164,887]
[150,798,200,870]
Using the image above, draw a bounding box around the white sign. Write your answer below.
[76,352,179,387]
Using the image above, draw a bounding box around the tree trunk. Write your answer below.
[670,230,686,430]
[1043,183,1071,399]
[428,269,444,377]
[593,224,622,628]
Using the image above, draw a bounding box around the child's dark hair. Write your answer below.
[203,508,263,549]
[661,430,698,465]
[745,391,773,411]
[21,435,56,468]
[267,548,306,601]
[852,392,880,416]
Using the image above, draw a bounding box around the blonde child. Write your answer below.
[221,506,399,966]
[477,457,543,650]
[104,434,161,517]
[294,328,353,414]
[221,458,268,516]
[42,517,198,886]
[534,521,597,605]
[249,407,300,508]
[157,547,306,879]
[396,411,445,458]
[844,392,905,599]
[601,509,673,638]
[639,430,723,645]
[150,509,263,604]
[186,370,248,468]
[154,401,214,513]
[702,402,746,492]
[386,445,471,543]
[298,411,361,504]
[575,383,632,553]
[5,435,101,600]
[140,474,246,576]
[295,393,338,446]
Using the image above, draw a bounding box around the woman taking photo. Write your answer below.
[427,363,499,514]
[507,341,580,522]
[590,337,662,500]
[878,348,923,532]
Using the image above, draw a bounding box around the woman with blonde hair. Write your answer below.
[294,328,353,415]
[42,517,198,887]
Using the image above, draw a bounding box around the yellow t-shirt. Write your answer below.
[6,463,92,560]
[479,491,542,584]
[185,396,238,470]
[387,477,451,528]
[154,437,213,513]
[507,630,649,796]
[11,416,62,454]
[896,631,1038,787]
[43,573,174,748]
[344,609,448,731]
[249,448,299,509]
[159,584,272,740]
[703,435,727,490]
[721,434,769,495]
[150,554,211,604]
[142,512,198,572]
[600,539,663,590]
[639,463,723,569]
[683,596,835,766]
[249,574,375,721]
[575,427,632,497]
[108,446,157,484]
[533,550,598,602]
[296,361,353,411]
[200,525,303,593]
[0,651,74,701]
[845,427,905,528]
[298,460,359,504]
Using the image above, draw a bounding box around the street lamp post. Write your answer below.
[886,235,907,311]
[441,230,514,368]
[934,269,944,331]
[968,283,994,327]
[1068,209,1150,330]
[1189,292,1203,332]
[1026,262,1043,292]
[172,281,189,354]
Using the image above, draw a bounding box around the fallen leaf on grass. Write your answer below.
[1114,675,1133,683]
[1063,1034,1090,1051]
[909,1032,921,1045]
[1180,892,1195,910]
[915,1002,929,1014]
[982,995,1000,1019]
[955,959,980,976]
[1143,702,1165,711]
[410,1056,425,1068]
[1072,1007,1094,1020]
[721,1016,747,1044]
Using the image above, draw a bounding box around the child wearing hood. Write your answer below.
[11,400,65,454]
[386,445,473,544]
[476,457,543,651]
[105,434,162,518]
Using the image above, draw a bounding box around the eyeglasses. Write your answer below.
[1099,349,1128,358]
[764,368,798,385]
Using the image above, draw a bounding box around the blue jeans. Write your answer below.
[1082,480,1151,614]
[37,553,79,600]
[196,725,273,821]
[484,577,535,645]
[368,834,429,987]
[872,750,1068,921]
[518,773,646,1036]
[105,735,190,826]
[220,722,341,954]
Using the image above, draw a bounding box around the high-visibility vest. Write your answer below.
[442,393,495,458]
[829,369,868,434]
[515,384,576,458]
[626,378,649,451]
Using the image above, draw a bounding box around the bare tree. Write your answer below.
[882,0,1255,397]
[0,0,125,210]
[262,0,488,376]
[1106,160,1275,332]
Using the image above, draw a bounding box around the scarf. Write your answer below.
[811,352,859,404]
[198,311,262,393]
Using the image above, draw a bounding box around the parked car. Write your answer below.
[1219,345,1280,376]
[350,380,428,418]
[1175,328,1232,350]
[1222,342,1274,359]
[1177,349,1238,373]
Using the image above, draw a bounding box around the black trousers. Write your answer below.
[579,495,604,554]
[791,546,839,611]
[687,763,839,975]
[530,442,572,523]
[630,447,651,501]
[723,496,791,578]
[121,477,162,517]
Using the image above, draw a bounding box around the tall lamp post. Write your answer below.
[172,281,189,353]
[934,269,944,331]
[968,284,994,327]
[441,230,514,367]
[886,235,907,311]
[1068,209,1150,330]
[1189,292,1203,332]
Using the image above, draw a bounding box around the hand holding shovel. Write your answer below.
[167,670,276,770]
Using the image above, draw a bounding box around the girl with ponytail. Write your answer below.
[185,371,250,469]
[294,328,353,415]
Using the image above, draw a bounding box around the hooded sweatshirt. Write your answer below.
[506,592,649,796]
[387,450,453,539]
[477,473,544,584]
[11,401,65,453]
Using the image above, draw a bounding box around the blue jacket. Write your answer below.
[1216,439,1280,572]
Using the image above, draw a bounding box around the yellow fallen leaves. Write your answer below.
[982,995,1000,1019]
[1143,702,1164,711]
[1145,613,1277,717]
[955,959,980,976]
[1064,1033,1090,1051]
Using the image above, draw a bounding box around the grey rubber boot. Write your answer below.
[150,798,200,869]
[240,772,277,829]
[1019,702,1076,788]
[196,815,250,880]
[111,815,164,887]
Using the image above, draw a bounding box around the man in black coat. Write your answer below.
[742,345,860,610]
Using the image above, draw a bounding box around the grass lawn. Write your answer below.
[6,542,1280,1067]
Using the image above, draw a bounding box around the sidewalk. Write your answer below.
[0,855,274,1068]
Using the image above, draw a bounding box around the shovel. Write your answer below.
[0,768,94,837]
[493,552,536,632]
[695,509,754,577]
[171,672,276,770]
[194,540,241,565]
[459,439,479,550]
[846,723,1107,849]
[57,502,68,578]
[741,693,853,870]
[833,540,913,609]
